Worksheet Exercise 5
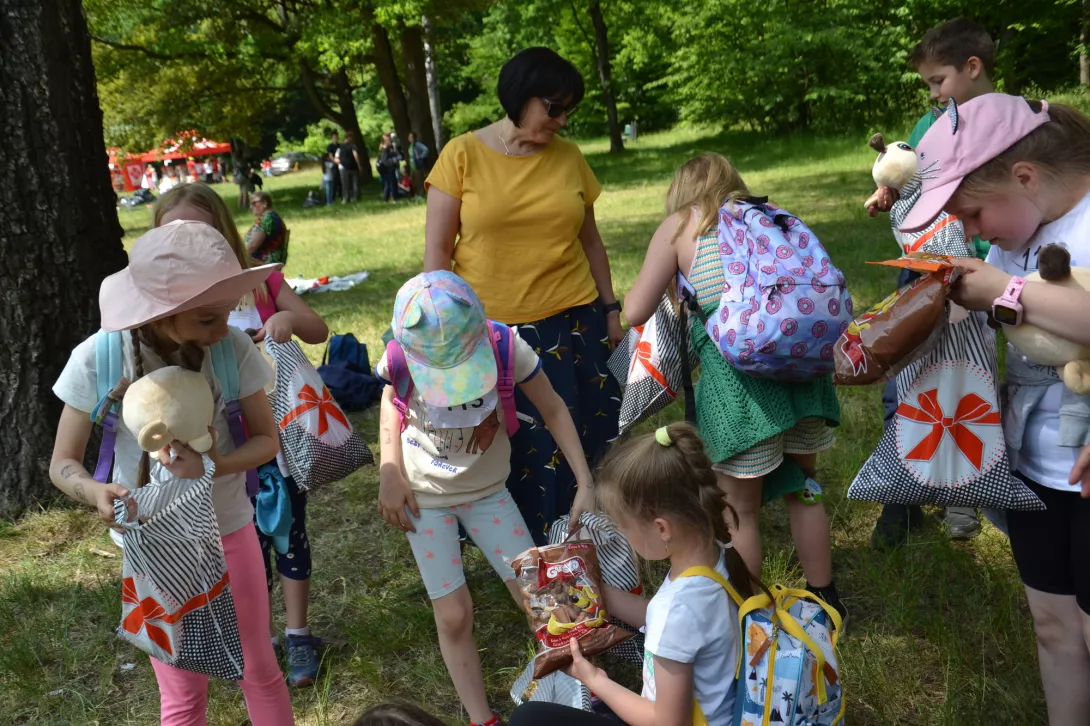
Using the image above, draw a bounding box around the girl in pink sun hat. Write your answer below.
[49,220,294,725]
[374,270,595,726]
[903,93,1090,724]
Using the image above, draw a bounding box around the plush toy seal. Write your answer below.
[122,366,216,454]
[1004,244,1090,395]
[864,133,918,213]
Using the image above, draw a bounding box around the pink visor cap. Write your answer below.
[899,94,1051,232]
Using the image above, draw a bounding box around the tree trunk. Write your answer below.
[0,0,127,516]
[588,0,624,154]
[399,22,436,152]
[371,23,412,148]
[1082,0,1090,86]
[331,69,372,181]
[422,15,444,151]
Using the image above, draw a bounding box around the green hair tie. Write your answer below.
[655,427,674,447]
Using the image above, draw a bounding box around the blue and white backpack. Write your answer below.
[681,197,854,381]
[680,567,845,726]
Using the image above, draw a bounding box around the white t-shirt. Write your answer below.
[642,551,738,726]
[53,327,273,534]
[987,191,1090,491]
[374,327,541,509]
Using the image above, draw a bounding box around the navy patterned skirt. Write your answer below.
[506,300,621,544]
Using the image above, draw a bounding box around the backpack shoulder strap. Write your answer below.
[488,320,519,438]
[384,339,413,431]
[90,331,125,483]
[210,337,259,496]
[94,331,125,402]
[678,565,744,606]
[678,565,747,726]
[210,338,240,402]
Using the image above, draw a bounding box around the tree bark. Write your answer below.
[331,68,372,181]
[298,59,372,180]
[1082,0,1090,86]
[371,22,412,149]
[399,22,436,152]
[422,15,444,151]
[588,0,624,154]
[0,0,127,516]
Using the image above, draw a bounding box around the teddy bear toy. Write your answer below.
[863,133,918,213]
[1004,244,1090,395]
[122,366,216,456]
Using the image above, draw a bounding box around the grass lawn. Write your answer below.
[0,127,1043,725]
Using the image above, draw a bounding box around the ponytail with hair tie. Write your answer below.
[654,427,673,447]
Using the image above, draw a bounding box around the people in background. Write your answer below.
[337,131,362,203]
[377,133,403,203]
[245,191,288,265]
[407,131,430,198]
[326,130,343,202]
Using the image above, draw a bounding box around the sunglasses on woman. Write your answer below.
[541,97,578,119]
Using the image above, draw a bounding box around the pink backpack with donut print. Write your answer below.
[680,197,855,381]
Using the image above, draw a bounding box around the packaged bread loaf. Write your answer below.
[834,254,960,386]
[512,540,632,679]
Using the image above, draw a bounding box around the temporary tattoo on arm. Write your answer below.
[73,481,88,503]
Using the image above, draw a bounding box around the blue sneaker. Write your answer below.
[285,634,321,687]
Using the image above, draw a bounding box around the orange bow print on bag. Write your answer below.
[280,384,350,436]
[896,389,1001,470]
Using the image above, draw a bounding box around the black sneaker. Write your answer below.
[870,503,926,550]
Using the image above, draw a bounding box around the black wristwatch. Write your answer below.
[603,300,622,315]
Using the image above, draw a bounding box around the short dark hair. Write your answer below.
[497,47,585,126]
[909,18,995,79]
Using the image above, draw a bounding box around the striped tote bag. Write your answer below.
[113,456,245,679]
[264,338,374,490]
[848,188,1044,512]
[608,294,698,435]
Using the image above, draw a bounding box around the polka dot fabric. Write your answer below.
[848,310,1045,511]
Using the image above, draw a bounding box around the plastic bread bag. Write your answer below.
[833,254,962,386]
[512,540,632,679]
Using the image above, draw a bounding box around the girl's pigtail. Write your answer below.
[667,423,762,600]
[131,331,152,488]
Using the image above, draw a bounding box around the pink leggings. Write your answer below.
[151,522,293,725]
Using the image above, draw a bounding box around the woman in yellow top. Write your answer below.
[424,47,622,545]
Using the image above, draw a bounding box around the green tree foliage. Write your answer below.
[89,0,1089,149]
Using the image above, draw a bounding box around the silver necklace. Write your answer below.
[499,123,513,155]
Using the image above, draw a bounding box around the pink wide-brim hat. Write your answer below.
[99,219,280,332]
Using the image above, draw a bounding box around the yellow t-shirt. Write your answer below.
[426,132,602,323]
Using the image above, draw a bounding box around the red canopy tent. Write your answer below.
[108,147,146,192]
[139,132,232,163]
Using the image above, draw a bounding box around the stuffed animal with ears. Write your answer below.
[863,133,918,213]
[1005,244,1090,395]
[122,366,216,458]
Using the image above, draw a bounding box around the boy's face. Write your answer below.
[917,59,983,107]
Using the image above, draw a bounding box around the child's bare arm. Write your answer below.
[602,583,649,628]
[377,385,418,531]
[624,212,689,326]
[271,284,329,344]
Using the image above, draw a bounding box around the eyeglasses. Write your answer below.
[541,97,577,119]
